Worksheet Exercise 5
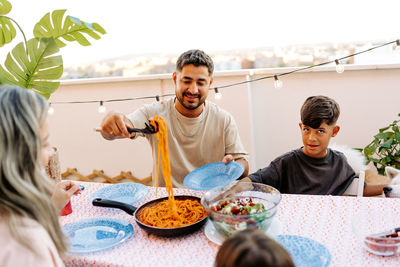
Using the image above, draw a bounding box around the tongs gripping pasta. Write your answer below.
[127,120,159,135]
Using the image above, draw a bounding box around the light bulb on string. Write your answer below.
[214,88,222,100]
[98,101,106,113]
[335,59,344,73]
[274,75,283,88]
[155,95,160,102]
[48,103,54,115]
[394,40,400,50]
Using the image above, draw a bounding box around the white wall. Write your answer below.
[48,64,400,178]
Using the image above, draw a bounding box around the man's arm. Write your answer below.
[235,158,249,177]
[100,111,134,140]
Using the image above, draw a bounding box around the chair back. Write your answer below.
[343,170,365,197]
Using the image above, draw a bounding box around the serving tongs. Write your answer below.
[367,227,400,240]
[95,120,159,135]
[127,121,159,135]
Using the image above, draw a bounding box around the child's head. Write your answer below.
[299,95,340,158]
[0,85,67,255]
[215,228,294,267]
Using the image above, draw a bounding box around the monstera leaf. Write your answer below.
[33,9,106,48]
[0,0,11,15]
[0,37,62,99]
[0,0,16,47]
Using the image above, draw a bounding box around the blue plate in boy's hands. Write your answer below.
[183,161,244,191]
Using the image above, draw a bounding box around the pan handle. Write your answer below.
[92,198,137,215]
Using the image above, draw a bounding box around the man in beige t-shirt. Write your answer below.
[101,49,249,187]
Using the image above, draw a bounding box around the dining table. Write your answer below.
[60,181,400,267]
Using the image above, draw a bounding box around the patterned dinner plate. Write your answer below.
[63,217,134,254]
[90,183,148,205]
[184,162,244,191]
[276,235,331,267]
[204,219,282,245]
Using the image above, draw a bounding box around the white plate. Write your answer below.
[204,219,282,245]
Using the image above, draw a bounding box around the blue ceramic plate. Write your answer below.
[277,235,331,267]
[184,161,244,191]
[90,183,148,205]
[63,218,134,254]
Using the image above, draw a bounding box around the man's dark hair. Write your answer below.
[176,49,214,76]
[301,95,340,128]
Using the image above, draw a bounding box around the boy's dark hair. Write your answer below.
[301,95,340,128]
[176,49,214,76]
[215,228,295,267]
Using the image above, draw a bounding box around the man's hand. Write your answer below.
[100,111,133,140]
[52,181,81,212]
[222,154,234,164]
[221,154,249,177]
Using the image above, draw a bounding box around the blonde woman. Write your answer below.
[0,85,79,266]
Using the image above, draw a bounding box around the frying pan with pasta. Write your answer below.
[92,195,208,237]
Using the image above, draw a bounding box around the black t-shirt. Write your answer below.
[248,148,357,195]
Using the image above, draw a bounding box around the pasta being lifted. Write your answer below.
[138,116,207,228]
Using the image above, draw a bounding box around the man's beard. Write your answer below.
[176,92,205,110]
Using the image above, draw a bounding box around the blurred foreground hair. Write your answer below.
[0,85,68,256]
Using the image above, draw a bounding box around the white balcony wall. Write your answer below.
[49,64,400,179]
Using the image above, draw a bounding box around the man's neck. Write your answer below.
[174,100,204,118]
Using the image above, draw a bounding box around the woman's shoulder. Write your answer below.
[0,217,64,267]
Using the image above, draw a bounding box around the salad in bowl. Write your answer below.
[201,182,281,237]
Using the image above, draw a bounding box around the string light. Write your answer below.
[214,88,222,99]
[274,75,283,88]
[335,59,344,73]
[155,95,160,102]
[98,101,106,113]
[48,103,54,115]
[47,39,399,109]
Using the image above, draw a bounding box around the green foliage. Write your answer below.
[33,9,106,48]
[0,0,15,47]
[362,114,400,175]
[0,0,11,15]
[0,38,62,99]
[0,16,15,46]
[0,0,106,98]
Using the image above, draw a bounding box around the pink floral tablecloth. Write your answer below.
[61,182,400,267]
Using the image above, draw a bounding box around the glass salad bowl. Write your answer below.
[201,182,281,237]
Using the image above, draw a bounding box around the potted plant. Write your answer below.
[362,114,400,175]
[0,0,106,98]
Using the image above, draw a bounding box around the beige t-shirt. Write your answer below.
[0,216,64,267]
[127,98,248,188]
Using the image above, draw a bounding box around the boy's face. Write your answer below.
[299,122,340,158]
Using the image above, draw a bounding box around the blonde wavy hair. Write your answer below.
[0,85,67,256]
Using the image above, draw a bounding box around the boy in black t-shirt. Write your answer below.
[242,95,383,196]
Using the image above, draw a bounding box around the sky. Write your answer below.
[2,0,400,67]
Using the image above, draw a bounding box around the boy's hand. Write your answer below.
[52,181,81,212]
